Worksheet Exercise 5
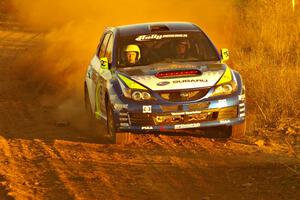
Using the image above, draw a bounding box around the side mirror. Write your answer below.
[100,57,109,70]
[221,48,230,62]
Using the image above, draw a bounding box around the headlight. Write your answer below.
[132,91,143,101]
[118,74,153,101]
[119,81,153,101]
[131,91,152,101]
[142,92,151,100]
[211,81,237,97]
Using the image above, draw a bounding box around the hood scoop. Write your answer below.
[156,69,202,79]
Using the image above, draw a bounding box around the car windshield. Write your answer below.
[117,31,219,67]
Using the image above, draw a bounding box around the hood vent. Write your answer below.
[149,24,170,32]
[159,88,209,102]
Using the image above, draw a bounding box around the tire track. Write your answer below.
[0,175,13,200]
[150,135,208,199]
[125,135,200,200]
[36,140,121,200]
[0,136,14,200]
[158,135,228,198]
[41,140,98,199]
[53,140,183,200]
[8,139,75,200]
[0,136,34,199]
[79,143,167,200]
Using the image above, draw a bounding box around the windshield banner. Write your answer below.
[135,34,188,41]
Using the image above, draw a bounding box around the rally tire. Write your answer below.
[116,132,132,144]
[106,100,132,144]
[231,121,246,138]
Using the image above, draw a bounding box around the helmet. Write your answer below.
[124,44,141,60]
[176,40,189,47]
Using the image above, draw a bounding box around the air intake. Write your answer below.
[149,24,170,32]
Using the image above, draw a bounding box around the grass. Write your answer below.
[230,0,300,131]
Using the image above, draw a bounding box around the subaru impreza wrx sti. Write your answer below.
[84,22,246,144]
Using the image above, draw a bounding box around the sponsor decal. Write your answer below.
[175,123,201,129]
[91,69,99,82]
[173,79,208,84]
[217,99,227,108]
[239,94,246,101]
[155,116,166,123]
[141,126,153,130]
[119,113,128,117]
[87,68,93,79]
[120,123,129,127]
[136,34,188,41]
[118,74,147,90]
[159,126,165,131]
[157,81,171,86]
[152,65,196,71]
[180,92,189,98]
[239,107,245,112]
[186,111,203,115]
[220,120,230,124]
[114,104,128,111]
[217,67,232,85]
[171,111,202,116]
[143,105,152,113]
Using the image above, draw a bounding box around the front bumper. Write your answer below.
[112,94,246,132]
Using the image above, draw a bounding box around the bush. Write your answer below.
[231,0,300,130]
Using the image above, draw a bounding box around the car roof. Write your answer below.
[113,22,201,37]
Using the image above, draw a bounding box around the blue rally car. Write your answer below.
[84,22,246,144]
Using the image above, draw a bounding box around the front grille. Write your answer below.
[129,106,238,126]
[159,88,210,102]
[217,106,238,119]
[160,105,180,112]
[130,113,154,126]
[129,111,216,126]
[188,102,210,110]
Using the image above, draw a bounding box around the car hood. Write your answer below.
[116,62,227,91]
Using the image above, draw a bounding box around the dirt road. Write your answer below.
[0,20,300,200]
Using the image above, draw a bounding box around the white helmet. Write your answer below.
[124,44,141,61]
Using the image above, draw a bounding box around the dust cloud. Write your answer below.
[10,0,235,123]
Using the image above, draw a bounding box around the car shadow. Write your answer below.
[135,126,232,141]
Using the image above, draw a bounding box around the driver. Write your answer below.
[174,40,189,59]
[124,44,141,65]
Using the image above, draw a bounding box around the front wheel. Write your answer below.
[231,121,246,139]
[115,132,132,144]
[106,100,132,144]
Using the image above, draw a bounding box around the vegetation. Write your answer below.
[231,0,300,131]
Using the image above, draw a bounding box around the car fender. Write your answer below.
[232,70,244,95]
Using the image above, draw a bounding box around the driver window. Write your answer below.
[98,33,111,58]
[105,34,114,64]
